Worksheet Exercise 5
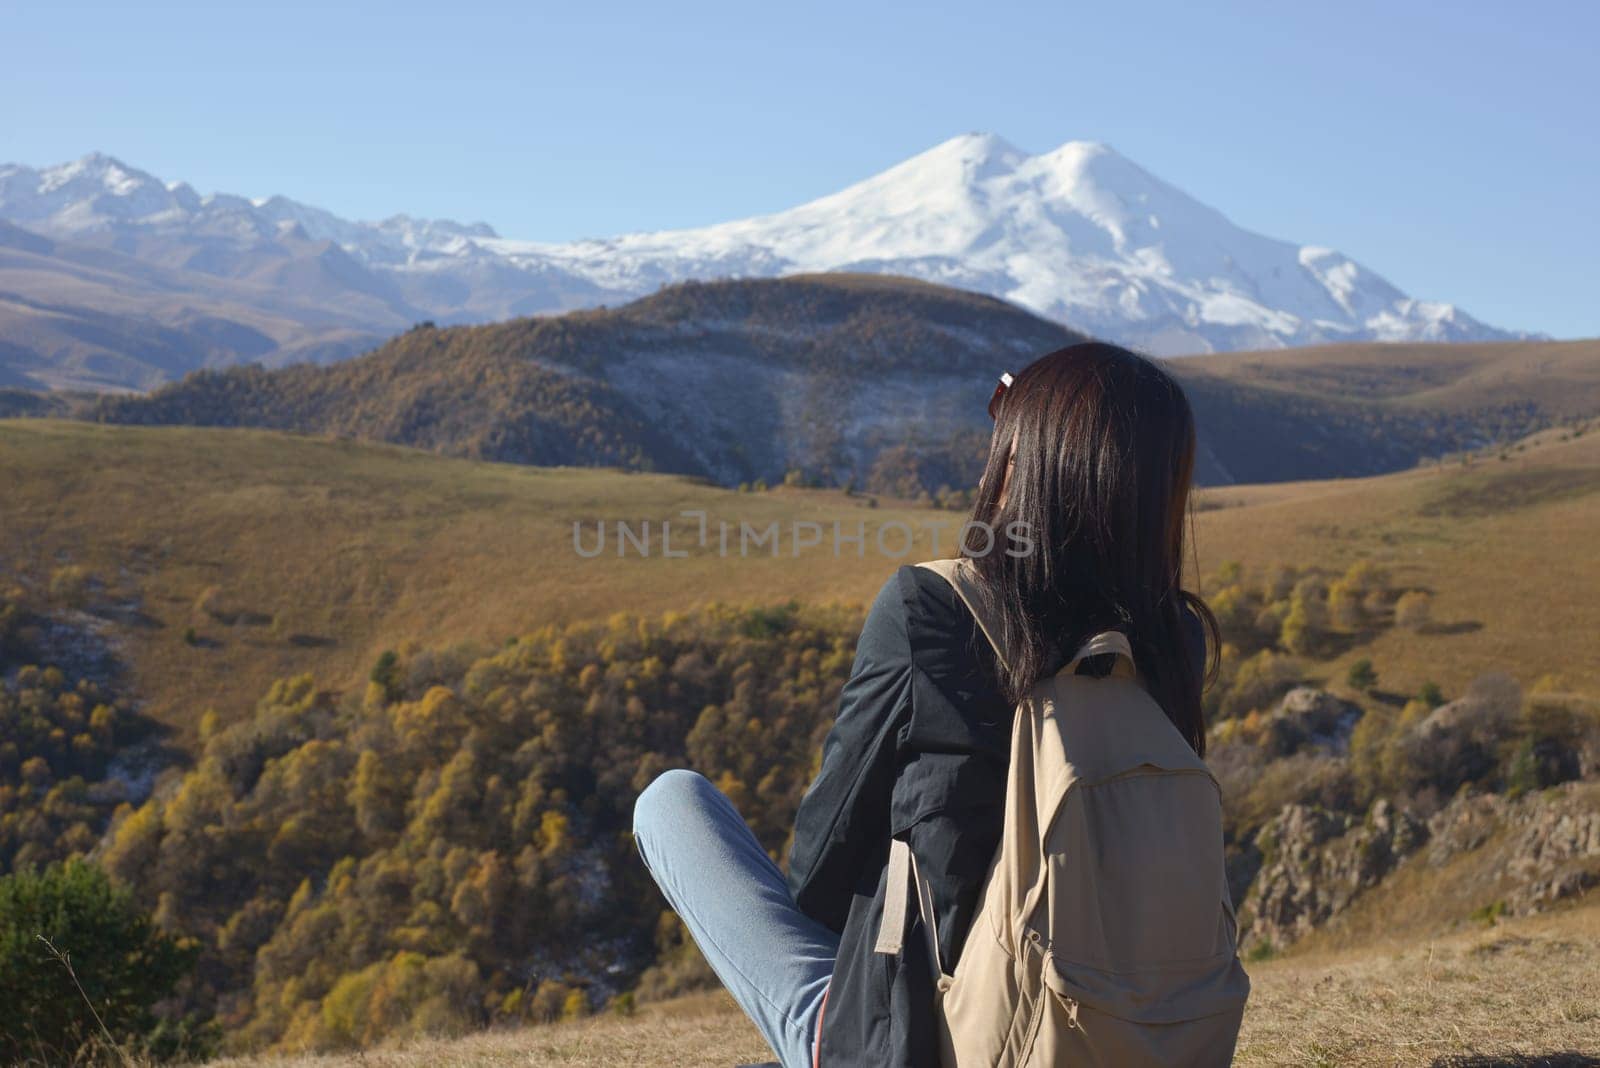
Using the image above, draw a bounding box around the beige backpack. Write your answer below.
[875,558,1249,1067]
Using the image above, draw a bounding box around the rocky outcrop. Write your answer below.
[1425,782,1600,915]
[1240,782,1600,951]
[1240,798,1426,952]
[1263,687,1364,756]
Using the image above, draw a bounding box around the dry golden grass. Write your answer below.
[1233,901,1600,1066]
[3,415,1600,741]
[211,990,778,1068]
[211,903,1600,1067]
[2,416,1598,740]
[1183,337,1600,417]
[1190,426,1600,704]
[0,420,952,738]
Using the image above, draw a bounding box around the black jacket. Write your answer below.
[787,564,1206,1067]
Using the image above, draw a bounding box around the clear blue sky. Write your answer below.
[5,1,1595,337]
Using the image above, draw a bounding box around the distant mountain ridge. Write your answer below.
[0,138,1531,390]
[0,216,385,390]
[80,275,1585,492]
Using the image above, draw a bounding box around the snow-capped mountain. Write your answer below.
[0,152,497,259]
[484,134,1517,353]
[0,137,1524,390]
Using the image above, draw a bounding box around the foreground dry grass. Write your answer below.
[217,903,1600,1068]
[1235,902,1600,1066]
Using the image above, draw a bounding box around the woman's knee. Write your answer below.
[633,768,714,842]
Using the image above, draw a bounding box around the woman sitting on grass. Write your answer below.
[634,342,1242,1067]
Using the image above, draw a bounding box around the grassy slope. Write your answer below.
[1190,424,1600,702]
[213,902,1600,1068]
[1169,337,1600,485]
[0,420,955,736]
[2,416,1598,739]
[1182,337,1600,417]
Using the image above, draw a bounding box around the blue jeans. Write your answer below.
[633,769,839,1068]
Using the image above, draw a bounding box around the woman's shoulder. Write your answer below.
[873,561,978,627]
[893,562,995,673]
[899,559,972,612]
[856,563,987,660]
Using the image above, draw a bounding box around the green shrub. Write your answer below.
[0,860,203,1063]
[1504,736,1542,799]
[1346,658,1378,692]
[1244,938,1278,963]
[1219,649,1302,720]
[370,649,401,702]
[1505,697,1593,797]
[1470,900,1507,927]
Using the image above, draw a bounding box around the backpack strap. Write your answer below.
[915,557,1011,668]
[873,838,949,982]
[1064,630,1137,678]
[916,558,1137,679]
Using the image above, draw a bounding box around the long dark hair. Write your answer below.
[963,342,1219,755]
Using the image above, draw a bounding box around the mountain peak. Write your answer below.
[35,152,164,200]
[935,131,1026,157]
[64,151,146,180]
[79,150,124,165]
[898,132,1027,181]
[901,137,1134,186]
